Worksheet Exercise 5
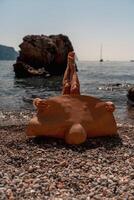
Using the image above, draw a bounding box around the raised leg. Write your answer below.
[70,70,80,95]
[61,53,71,95]
[62,51,80,95]
[69,52,80,95]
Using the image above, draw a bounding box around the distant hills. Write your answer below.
[0,44,18,60]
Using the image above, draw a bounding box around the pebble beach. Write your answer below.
[0,124,134,199]
[0,61,134,199]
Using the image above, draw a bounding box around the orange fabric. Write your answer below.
[27,95,117,144]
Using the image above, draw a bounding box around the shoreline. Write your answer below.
[0,124,134,199]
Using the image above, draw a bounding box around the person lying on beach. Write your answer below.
[27,51,117,144]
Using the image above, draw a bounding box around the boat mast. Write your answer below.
[100,44,103,62]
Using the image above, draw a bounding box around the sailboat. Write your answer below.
[100,44,104,62]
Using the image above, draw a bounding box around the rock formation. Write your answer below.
[127,87,134,106]
[13,34,75,78]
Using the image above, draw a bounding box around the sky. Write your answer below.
[0,0,134,61]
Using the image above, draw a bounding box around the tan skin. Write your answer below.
[35,52,115,111]
[27,51,117,144]
[62,51,80,95]
[62,51,115,112]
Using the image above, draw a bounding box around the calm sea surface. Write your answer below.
[0,60,134,126]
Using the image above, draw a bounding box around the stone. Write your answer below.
[28,166,34,173]
[13,34,74,78]
[127,87,134,106]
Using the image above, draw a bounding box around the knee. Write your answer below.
[65,123,87,144]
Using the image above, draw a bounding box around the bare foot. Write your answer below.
[68,51,75,61]
[105,101,115,112]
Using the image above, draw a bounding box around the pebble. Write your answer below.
[6,188,14,200]
[28,166,35,173]
[59,160,68,167]
[0,125,134,199]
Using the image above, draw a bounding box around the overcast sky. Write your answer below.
[0,0,134,60]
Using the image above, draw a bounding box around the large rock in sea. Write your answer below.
[13,34,74,78]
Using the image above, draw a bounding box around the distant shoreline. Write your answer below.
[0,44,18,60]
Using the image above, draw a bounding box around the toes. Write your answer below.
[105,102,115,112]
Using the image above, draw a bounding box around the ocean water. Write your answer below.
[0,60,134,126]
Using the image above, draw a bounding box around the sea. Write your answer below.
[0,60,134,127]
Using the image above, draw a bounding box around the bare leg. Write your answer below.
[62,51,80,95]
[61,55,71,95]
[70,69,80,95]
[69,53,80,95]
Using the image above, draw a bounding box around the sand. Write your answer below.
[0,124,134,199]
